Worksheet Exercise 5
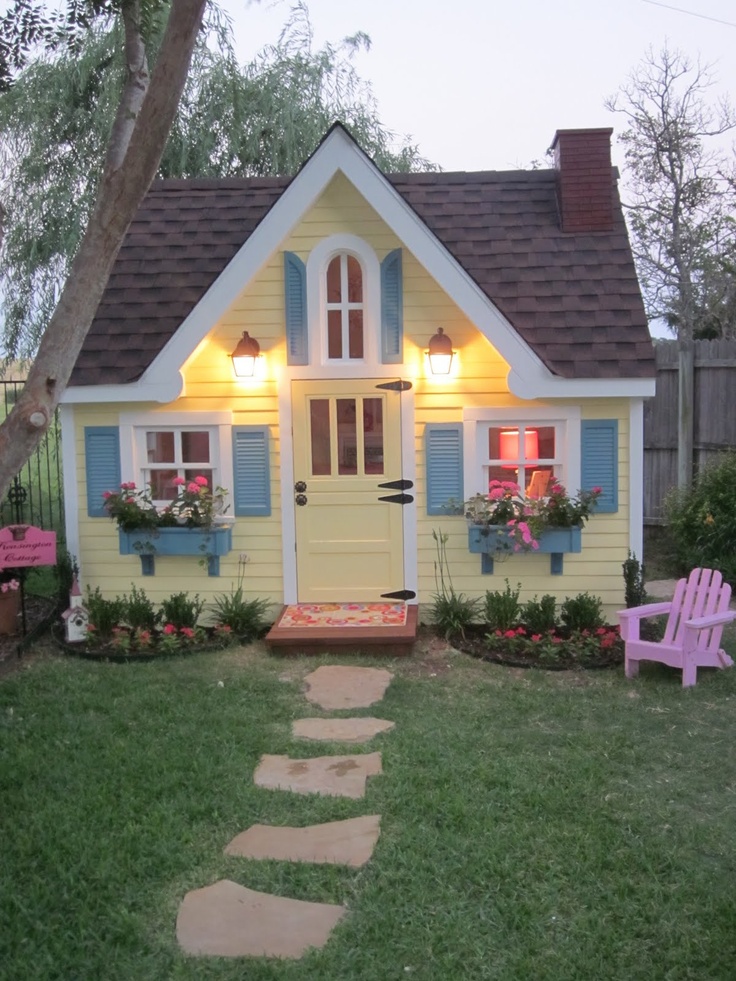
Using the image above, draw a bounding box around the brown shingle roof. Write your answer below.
[70,167,654,386]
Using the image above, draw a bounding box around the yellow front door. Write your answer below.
[292,379,406,602]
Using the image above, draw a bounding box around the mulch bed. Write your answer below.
[448,625,624,671]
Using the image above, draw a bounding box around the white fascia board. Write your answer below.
[60,374,183,405]
[508,369,656,400]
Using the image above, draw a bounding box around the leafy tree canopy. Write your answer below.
[0,1,432,359]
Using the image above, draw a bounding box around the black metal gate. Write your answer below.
[1,379,65,650]
[1,379,65,537]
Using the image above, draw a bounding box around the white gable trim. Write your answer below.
[61,126,654,403]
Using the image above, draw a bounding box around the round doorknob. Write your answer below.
[295,493,308,506]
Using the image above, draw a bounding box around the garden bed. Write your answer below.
[50,623,238,663]
[450,624,624,670]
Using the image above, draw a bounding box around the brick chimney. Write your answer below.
[551,128,614,233]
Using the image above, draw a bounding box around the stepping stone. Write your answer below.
[254,752,382,799]
[225,815,381,867]
[304,665,393,710]
[176,879,345,959]
[293,717,395,743]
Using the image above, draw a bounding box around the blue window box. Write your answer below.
[118,526,232,576]
[467,525,581,575]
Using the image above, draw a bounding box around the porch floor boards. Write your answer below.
[265,605,418,656]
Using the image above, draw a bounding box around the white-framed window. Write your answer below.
[138,428,215,504]
[119,411,233,505]
[306,233,381,370]
[326,252,365,361]
[463,406,581,501]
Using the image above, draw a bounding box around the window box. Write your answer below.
[118,526,233,577]
[467,524,581,575]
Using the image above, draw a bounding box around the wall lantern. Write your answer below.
[427,327,454,375]
[231,331,261,378]
[499,428,539,462]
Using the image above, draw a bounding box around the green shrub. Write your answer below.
[521,594,558,634]
[85,587,126,640]
[665,452,736,585]
[210,588,270,641]
[160,592,205,630]
[122,584,160,632]
[430,592,480,640]
[484,580,521,632]
[622,550,647,608]
[560,592,604,632]
[430,528,481,639]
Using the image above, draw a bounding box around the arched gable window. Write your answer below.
[326,253,364,360]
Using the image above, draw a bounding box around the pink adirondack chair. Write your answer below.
[618,568,735,687]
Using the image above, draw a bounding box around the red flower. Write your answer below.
[195,475,208,486]
[504,629,516,638]
[163,623,177,635]
[180,627,195,639]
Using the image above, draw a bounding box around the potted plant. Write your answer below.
[465,479,602,574]
[103,477,232,576]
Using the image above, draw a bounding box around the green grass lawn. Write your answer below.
[2,641,736,980]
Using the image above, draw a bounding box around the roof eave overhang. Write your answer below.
[61,125,652,404]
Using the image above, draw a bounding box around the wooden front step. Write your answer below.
[265,605,418,656]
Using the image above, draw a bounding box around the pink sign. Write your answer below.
[0,525,57,568]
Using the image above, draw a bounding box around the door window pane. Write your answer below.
[309,400,331,476]
[363,398,384,474]
[337,399,357,475]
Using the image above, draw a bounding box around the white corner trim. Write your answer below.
[629,398,644,561]
[508,369,656,400]
[60,373,184,405]
[60,405,81,576]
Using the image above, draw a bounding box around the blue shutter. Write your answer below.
[381,249,403,364]
[284,251,308,365]
[425,423,464,515]
[581,419,618,513]
[84,426,121,517]
[232,426,271,516]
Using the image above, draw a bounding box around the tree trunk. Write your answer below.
[0,0,206,500]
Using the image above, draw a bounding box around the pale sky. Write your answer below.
[225,0,736,172]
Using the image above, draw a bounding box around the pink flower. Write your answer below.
[494,630,502,637]
[195,475,208,486]
[180,627,195,638]
[504,629,516,638]
[216,624,232,633]
[552,636,564,644]
[595,627,607,636]
[531,634,542,642]
[121,481,136,490]
[102,491,113,499]
[138,630,151,641]
[592,486,602,494]
[172,477,186,486]
[163,623,177,635]
[516,627,526,635]
[501,481,519,492]
[489,487,505,501]
[186,482,200,494]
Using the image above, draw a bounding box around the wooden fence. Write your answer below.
[644,339,736,524]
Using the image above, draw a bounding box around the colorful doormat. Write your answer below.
[278,603,407,628]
